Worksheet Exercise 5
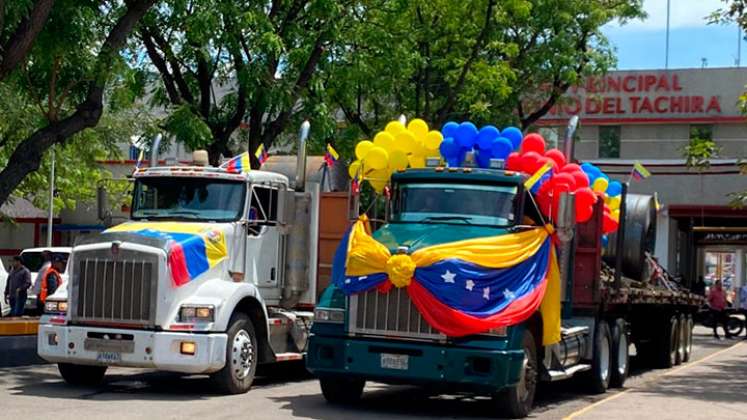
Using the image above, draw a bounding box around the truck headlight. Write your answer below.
[179,305,215,322]
[486,326,508,337]
[314,308,344,324]
[44,300,68,315]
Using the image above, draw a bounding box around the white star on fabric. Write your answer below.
[465,280,475,291]
[503,288,516,300]
[441,270,456,283]
[345,278,351,284]
[358,276,368,281]
[483,287,490,300]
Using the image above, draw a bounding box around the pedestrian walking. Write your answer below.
[708,280,731,339]
[3,256,32,317]
[32,250,52,298]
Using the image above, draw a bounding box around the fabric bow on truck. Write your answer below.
[333,216,561,344]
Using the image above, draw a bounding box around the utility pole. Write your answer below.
[737,26,742,67]
[665,0,671,69]
[46,146,55,247]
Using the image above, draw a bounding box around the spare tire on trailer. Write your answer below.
[603,193,657,281]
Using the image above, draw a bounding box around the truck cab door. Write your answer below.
[246,185,281,288]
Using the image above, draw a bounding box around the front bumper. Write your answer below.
[306,335,525,394]
[38,324,227,374]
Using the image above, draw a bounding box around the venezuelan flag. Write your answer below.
[222,152,251,173]
[255,144,269,165]
[106,222,228,286]
[324,143,339,167]
[332,216,561,344]
[631,161,651,181]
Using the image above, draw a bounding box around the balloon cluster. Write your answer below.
[349,118,444,193]
[504,136,623,234]
[438,121,523,168]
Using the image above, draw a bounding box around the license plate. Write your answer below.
[380,353,408,370]
[96,351,121,363]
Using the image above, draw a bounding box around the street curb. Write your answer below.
[0,335,46,367]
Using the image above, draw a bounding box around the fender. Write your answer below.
[190,278,270,341]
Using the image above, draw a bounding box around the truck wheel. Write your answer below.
[586,320,611,394]
[211,313,257,394]
[676,314,688,365]
[493,329,537,418]
[657,315,678,368]
[609,319,629,388]
[319,377,365,404]
[58,363,107,386]
[682,315,693,363]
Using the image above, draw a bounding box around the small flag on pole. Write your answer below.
[324,143,339,167]
[524,161,554,190]
[631,161,651,181]
[255,144,269,165]
[221,152,252,173]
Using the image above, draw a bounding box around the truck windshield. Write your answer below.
[392,183,518,227]
[132,177,246,222]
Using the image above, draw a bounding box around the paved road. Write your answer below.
[0,327,741,419]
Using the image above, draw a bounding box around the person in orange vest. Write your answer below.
[38,255,64,306]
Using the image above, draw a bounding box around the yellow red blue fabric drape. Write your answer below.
[332,216,561,345]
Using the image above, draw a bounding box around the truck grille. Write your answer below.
[348,287,443,340]
[71,249,159,326]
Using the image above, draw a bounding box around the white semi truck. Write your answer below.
[38,123,335,393]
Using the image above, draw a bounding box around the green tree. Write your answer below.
[0,0,157,210]
[137,0,352,166]
[323,0,644,143]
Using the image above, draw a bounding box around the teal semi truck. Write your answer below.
[306,129,703,418]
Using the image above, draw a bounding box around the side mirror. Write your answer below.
[277,190,296,226]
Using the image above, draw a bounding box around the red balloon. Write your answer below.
[531,156,552,174]
[561,163,582,173]
[506,152,521,171]
[545,149,566,168]
[571,171,590,188]
[521,151,542,173]
[575,187,597,208]
[576,204,594,223]
[603,211,619,234]
[521,133,546,154]
[553,172,577,191]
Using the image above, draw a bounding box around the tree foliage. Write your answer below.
[0,0,156,210]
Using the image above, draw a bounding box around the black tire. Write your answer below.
[727,316,744,337]
[586,320,612,394]
[682,315,693,363]
[58,363,107,386]
[319,377,365,404]
[493,329,538,418]
[609,319,629,388]
[676,314,688,365]
[657,315,678,368]
[211,313,258,394]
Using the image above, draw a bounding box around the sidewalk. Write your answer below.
[570,341,747,419]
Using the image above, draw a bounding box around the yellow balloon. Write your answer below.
[389,150,409,171]
[407,118,429,138]
[373,131,395,151]
[348,160,361,179]
[424,130,443,150]
[355,140,374,160]
[608,195,621,211]
[592,177,609,193]
[366,168,390,193]
[364,146,389,170]
[408,155,426,169]
[385,121,406,135]
[410,138,426,157]
[612,209,620,221]
[393,130,416,153]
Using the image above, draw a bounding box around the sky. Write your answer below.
[602,0,747,70]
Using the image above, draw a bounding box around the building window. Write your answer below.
[598,126,620,158]
[689,124,713,140]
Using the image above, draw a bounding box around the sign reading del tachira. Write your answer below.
[333,216,561,344]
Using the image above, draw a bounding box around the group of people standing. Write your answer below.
[705,278,747,340]
[3,251,63,317]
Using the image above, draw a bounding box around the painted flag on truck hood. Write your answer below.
[105,222,228,286]
[332,216,561,344]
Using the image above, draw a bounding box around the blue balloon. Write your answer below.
[581,163,601,181]
[501,126,523,150]
[602,235,609,247]
[475,149,493,168]
[455,122,478,148]
[491,137,513,159]
[442,121,459,139]
[476,125,500,150]
[607,180,623,196]
[439,137,459,158]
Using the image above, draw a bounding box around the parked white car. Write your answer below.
[20,247,71,312]
[0,258,8,317]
